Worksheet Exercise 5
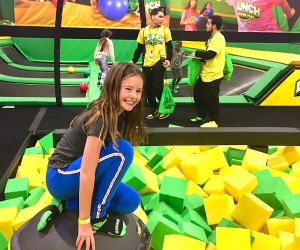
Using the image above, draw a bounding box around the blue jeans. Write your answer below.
[46,139,140,218]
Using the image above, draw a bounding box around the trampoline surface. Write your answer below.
[0,81,86,97]
[2,46,88,68]
[0,58,84,79]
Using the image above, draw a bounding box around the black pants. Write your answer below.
[143,61,165,109]
[193,77,222,124]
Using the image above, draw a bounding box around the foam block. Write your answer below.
[159,176,187,213]
[203,194,235,226]
[39,132,54,155]
[242,148,268,172]
[251,231,281,250]
[186,180,208,198]
[4,177,29,200]
[0,207,18,240]
[282,193,300,218]
[0,231,9,250]
[181,155,213,185]
[203,175,226,195]
[216,227,251,250]
[162,235,206,250]
[232,193,274,231]
[223,167,257,201]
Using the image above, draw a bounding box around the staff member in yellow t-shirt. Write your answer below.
[190,15,225,126]
[131,7,173,120]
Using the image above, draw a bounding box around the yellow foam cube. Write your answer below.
[269,168,290,177]
[162,234,206,250]
[282,176,300,194]
[216,227,251,250]
[133,205,148,225]
[0,207,18,240]
[206,242,216,250]
[267,155,289,171]
[223,167,257,201]
[202,146,229,171]
[203,175,226,195]
[138,165,159,194]
[20,154,43,172]
[278,230,294,250]
[264,217,295,237]
[178,146,202,155]
[158,166,186,182]
[162,146,187,170]
[203,194,235,225]
[181,155,213,185]
[219,165,241,176]
[251,231,281,250]
[278,146,300,165]
[242,148,268,172]
[35,189,52,208]
[133,153,148,168]
[295,218,300,250]
[13,205,38,231]
[186,180,208,198]
[232,193,273,231]
[198,145,216,151]
[292,160,300,171]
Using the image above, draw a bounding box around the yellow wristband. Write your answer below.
[78,217,91,225]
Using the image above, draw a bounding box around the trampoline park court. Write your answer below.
[1,0,300,249]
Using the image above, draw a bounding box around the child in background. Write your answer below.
[171,41,184,94]
[94,29,115,88]
[180,0,199,31]
[37,62,146,250]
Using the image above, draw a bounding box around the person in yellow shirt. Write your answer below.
[131,7,173,120]
[190,15,225,126]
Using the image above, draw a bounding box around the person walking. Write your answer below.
[131,7,173,120]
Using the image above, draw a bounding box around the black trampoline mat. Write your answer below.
[11,208,150,250]
[172,64,264,98]
[0,58,84,79]
[0,81,86,97]
[2,46,88,68]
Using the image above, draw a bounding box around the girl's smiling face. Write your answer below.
[119,74,143,112]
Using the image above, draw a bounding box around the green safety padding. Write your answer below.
[12,38,138,63]
[219,95,253,106]
[12,37,55,62]
[0,39,14,47]
[0,74,87,85]
[231,55,286,71]
[88,62,100,102]
[0,96,89,106]
[227,42,300,55]
[244,65,293,101]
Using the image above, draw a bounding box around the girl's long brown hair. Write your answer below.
[71,62,146,147]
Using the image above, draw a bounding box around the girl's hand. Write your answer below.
[76,224,96,250]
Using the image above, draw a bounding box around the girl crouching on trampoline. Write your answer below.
[37,62,146,250]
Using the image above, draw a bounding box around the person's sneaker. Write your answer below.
[190,116,203,122]
[172,89,178,94]
[146,110,159,119]
[175,85,180,89]
[91,214,127,237]
[37,198,64,231]
[158,113,170,120]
